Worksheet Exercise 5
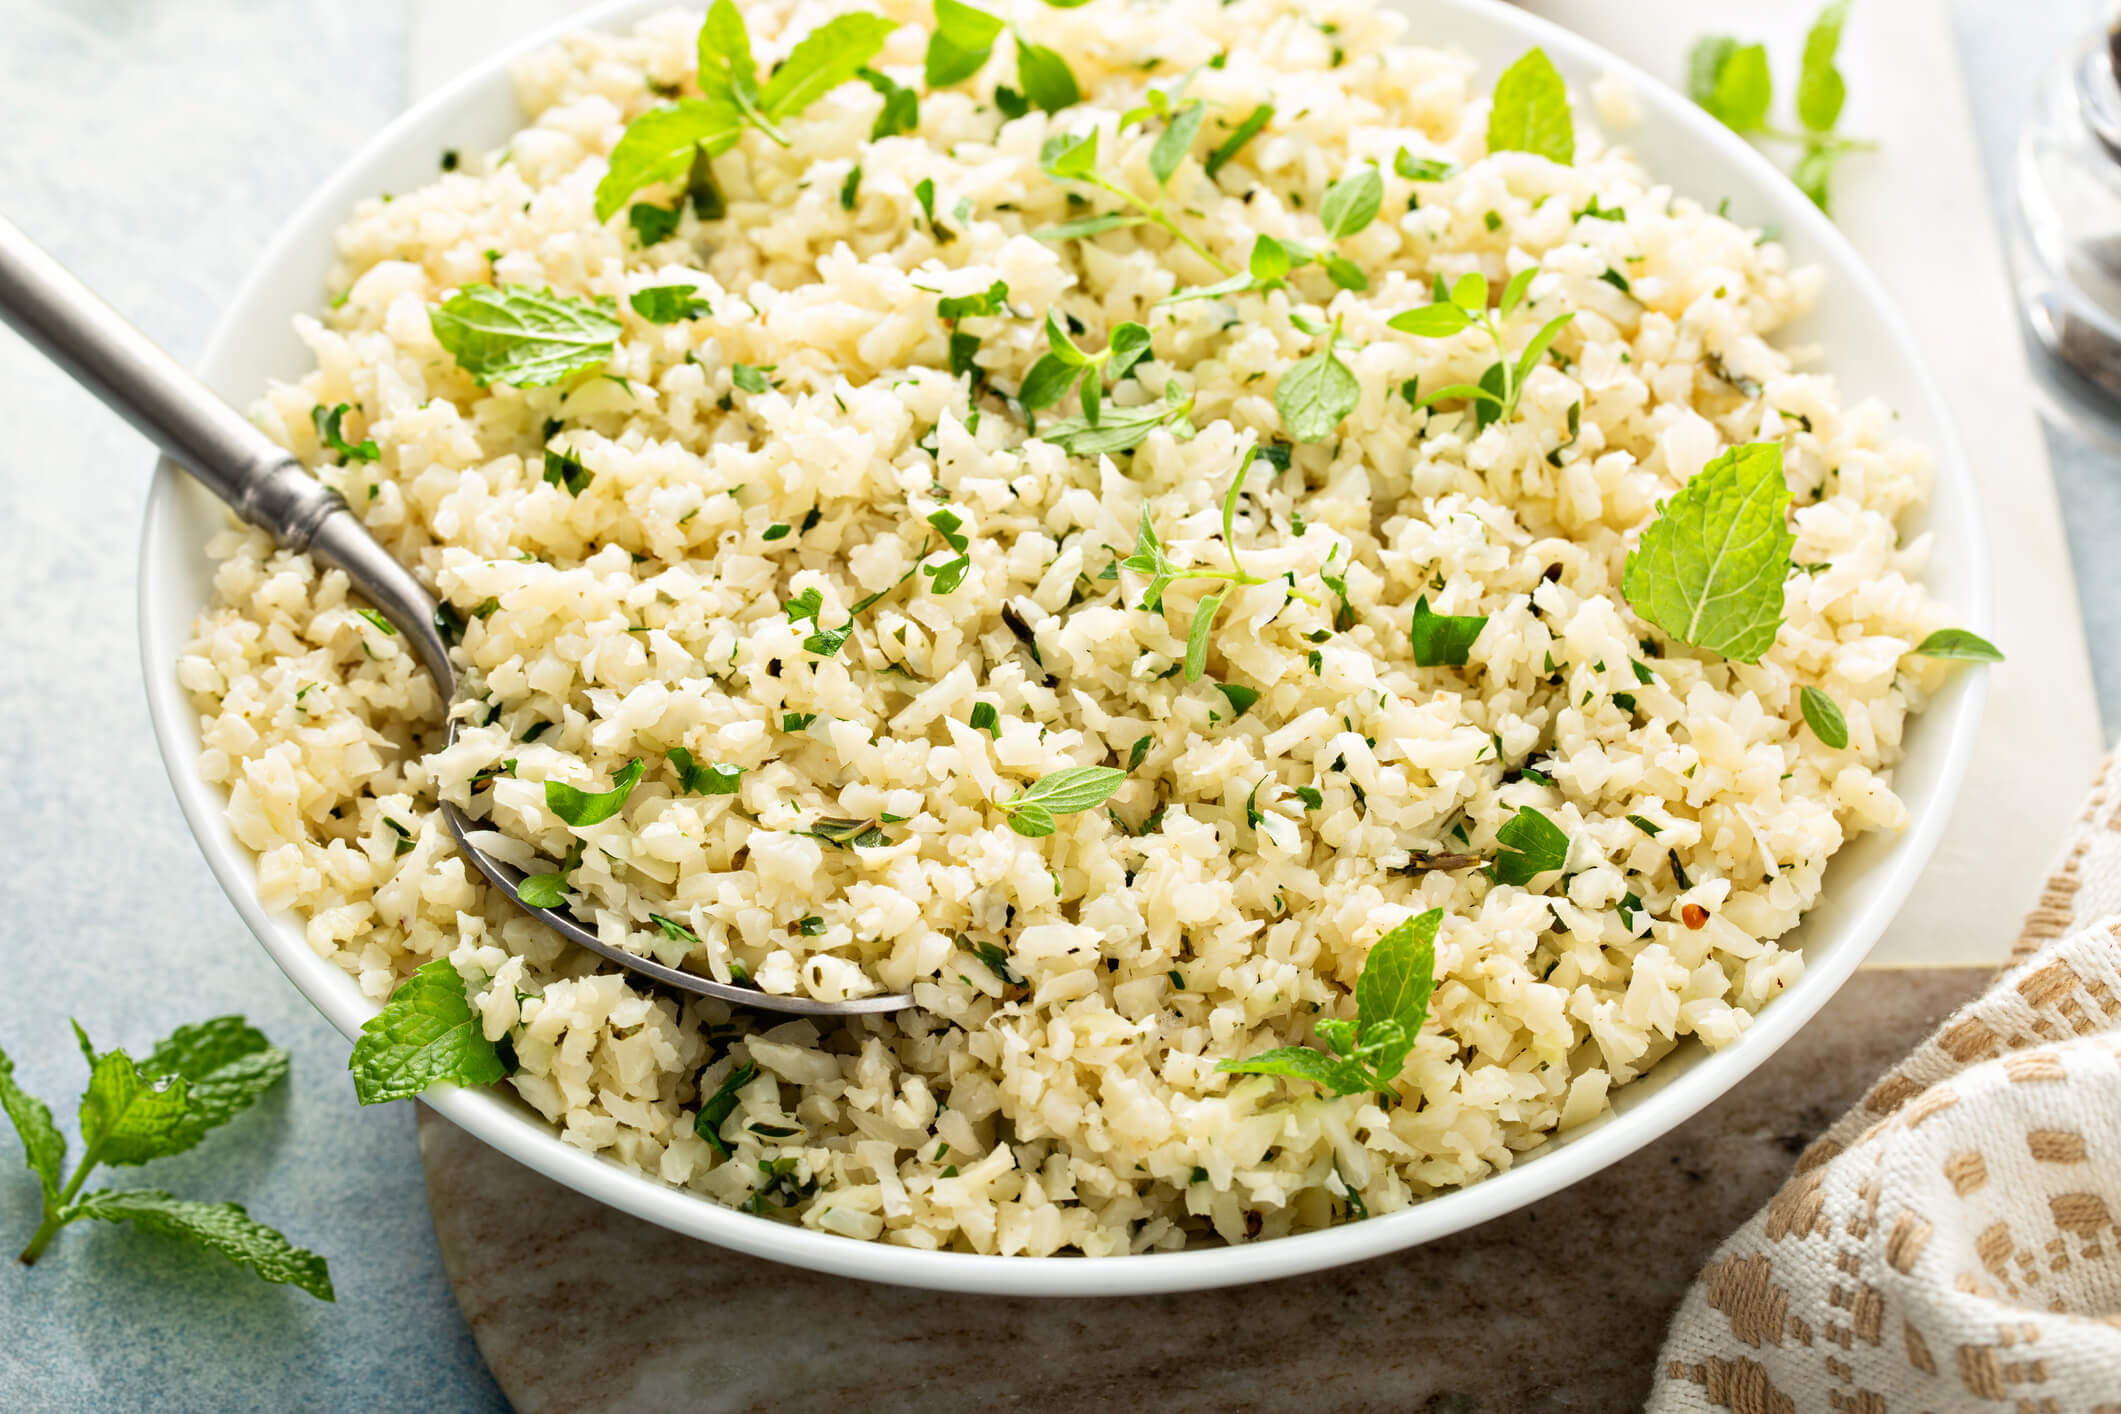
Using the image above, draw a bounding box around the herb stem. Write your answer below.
[18,1144,99,1264]
[1090,175,1234,277]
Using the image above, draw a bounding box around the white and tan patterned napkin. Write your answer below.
[1651,759,2121,1411]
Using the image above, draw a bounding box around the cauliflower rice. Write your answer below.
[181,0,1961,1252]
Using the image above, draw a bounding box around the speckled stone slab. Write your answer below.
[419,967,1988,1413]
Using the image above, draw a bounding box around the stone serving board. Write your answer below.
[419,968,1989,1413]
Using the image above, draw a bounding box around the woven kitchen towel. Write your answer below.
[1650,759,2121,1412]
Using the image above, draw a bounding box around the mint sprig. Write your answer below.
[1275,316,1360,444]
[595,3,893,221]
[1,1018,328,1299]
[1685,2,1872,212]
[1620,441,1794,662]
[1388,266,1573,430]
[1216,908,1441,1100]
[1493,806,1570,887]
[1036,126,1235,276]
[428,285,621,387]
[348,958,510,1106]
[996,765,1129,837]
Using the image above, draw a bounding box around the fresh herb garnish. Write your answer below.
[1393,149,1457,182]
[1620,441,1794,662]
[1036,126,1234,275]
[1,1018,326,1299]
[629,200,684,246]
[355,607,397,638]
[1216,908,1439,1099]
[925,0,1005,86]
[859,66,919,139]
[1315,166,1383,290]
[1205,103,1273,180]
[693,1060,758,1159]
[1122,457,1299,680]
[429,285,620,387]
[1686,2,1871,211]
[1909,628,2003,663]
[1799,685,1848,749]
[1019,311,1151,423]
[596,2,893,220]
[1487,48,1573,165]
[1409,594,1487,668]
[545,759,646,827]
[629,284,712,323]
[732,363,775,394]
[1493,806,1570,888]
[995,765,1128,837]
[1035,380,1195,456]
[311,404,379,463]
[669,747,744,795]
[1275,316,1359,443]
[349,957,510,1105]
[543,447,594,497]
[1387,266,1573,429]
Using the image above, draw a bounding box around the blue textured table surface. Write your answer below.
[0,1,2108,1410]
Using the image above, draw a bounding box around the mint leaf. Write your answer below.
[1219,908,1438,1098]
[1799,685,1849,749]
[1319,167,1382,240]
[348,958,508,1105]
[1276,345,1359,444]
[1009,765,1127,816]
[1487,48,1573,165]
[860,67,920,139]
[140,1017,289,1157]
[429,285,621,387]
[695,0,759,108]
[759,12,897,121]
[69,1189,334,1302]
[937,280,1008,321]
[1355,909,1440,1047]
[694,1061,759,1159]
[629,284,712,324]
[1687,36,1737,111]
[1796,1,1849,133]
[926,0,1002,86]
[1148,101,1205,185]
[1036,388,1193,456]
[1387,301,1474,338]
[1493,806,1569,888]
[1910,627,2003,663]
[516,873,568,909]
[1216,1044,1370,1094]
[0,1044,64,1203]
[1698,40,1771,132]
[1394,149,1456,182]
[1015,35,1080,115]
[628,201,683,246]
[1409,595,1486,668]
[311,404,379,464]
[593,99,743,222]
[1184,590,1225,682]
[545,759,645,827]
[73,1026,194,1168]
[1621,441,1794,662]
[669,747,743,796]
[1217,682,1260,717]
[1205,103,1273,179]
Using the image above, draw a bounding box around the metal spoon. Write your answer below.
[0,215,913,1016]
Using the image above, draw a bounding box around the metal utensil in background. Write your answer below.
[0,215,913,1017]
[2012,1,2121,447]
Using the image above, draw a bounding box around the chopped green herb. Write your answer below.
[311,404,379,463]
[1493,806,1569,888]
[1910,628,2003,663]
[693,1061,758,1158]
[1620,441,1794,662]
[1799,684,1849,749]
[628,284,712,323]
[542,447,594,497]
[544,759,645,827]
[669,747,744,795]
[1205,103,1273,179]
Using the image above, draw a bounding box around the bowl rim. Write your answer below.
[137,0,1989,1296]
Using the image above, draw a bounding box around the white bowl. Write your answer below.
[138,0,1988,1295]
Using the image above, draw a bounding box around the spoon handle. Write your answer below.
[0,214,454,692]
